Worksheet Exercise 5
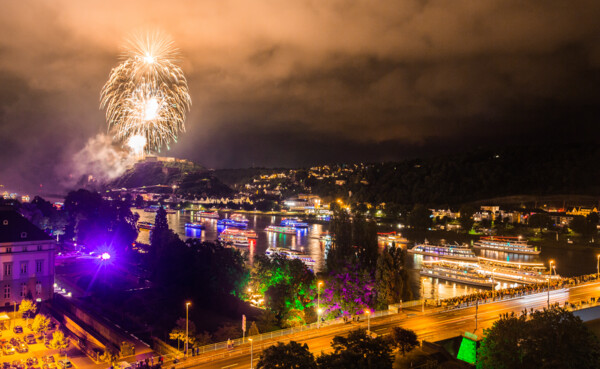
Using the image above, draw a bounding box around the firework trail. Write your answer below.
[100,31,191,153]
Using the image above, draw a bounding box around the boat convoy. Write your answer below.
[140,207,552,286]
[411,236,556,288]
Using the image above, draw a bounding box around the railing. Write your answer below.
[153,276,600,366]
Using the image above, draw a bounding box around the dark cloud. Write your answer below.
[0,0,599,193]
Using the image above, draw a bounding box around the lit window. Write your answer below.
[35,260,43,273]
[35,282,42,296]
[20,262,28,275]
[3,263,12,276]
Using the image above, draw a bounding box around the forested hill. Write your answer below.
[349,144,600,205]
[109,161,233,198]
[222,144,600,206]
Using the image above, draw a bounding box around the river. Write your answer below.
[133,209,600,300]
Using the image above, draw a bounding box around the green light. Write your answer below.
[457,336,477,364]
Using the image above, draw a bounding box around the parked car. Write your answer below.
[13,325,23,334]
[25,334,36,344]
[3,343,15,355]
[57,360,72,369]
[16,343,28,353]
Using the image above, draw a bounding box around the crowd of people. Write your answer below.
[441,272,600,308]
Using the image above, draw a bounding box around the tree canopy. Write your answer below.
[477,308,600,369]
[256,341,317,369]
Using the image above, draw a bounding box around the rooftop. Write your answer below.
[0,209,53,243]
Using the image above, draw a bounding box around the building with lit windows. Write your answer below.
[0,209,55,306]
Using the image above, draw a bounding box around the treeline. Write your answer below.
[319,144,600,206]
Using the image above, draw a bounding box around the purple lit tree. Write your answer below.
[322,262,375,317]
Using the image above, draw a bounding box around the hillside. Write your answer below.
[110,161,233,198]
[222,143,600,206]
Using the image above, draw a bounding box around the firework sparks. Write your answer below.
[100,31,191,153]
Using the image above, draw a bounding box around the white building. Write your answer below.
[0,209,56,306]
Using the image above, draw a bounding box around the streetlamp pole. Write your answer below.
[317,281,322,328]
[421,280,425,313]
[13,302,16,329]
[597,255,599,279]
[491,268,496,300]
[249,338,254,369]
[548,260,554,309]
[366,309,371,334]
[185,302,191,357]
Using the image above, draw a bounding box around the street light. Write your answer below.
[548,260,554,309]
[185,302,191,357]
[365,309,371,334]
[249,338,254,369]
[317,281,323,328]
[596,255,599,279]
[491,268,496,300]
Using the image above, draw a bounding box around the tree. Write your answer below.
[317,329,393,369]
[327,207,354,271]
[256,341,317,369]
[169,317,196,351]
[251,254,315,327]
[477,309,600,369]
[50,330,69,354]
[407,204,432,231]
[18,299,36,321]
[31,314,51,334]
[375,247,410,308]
[150,207,169,260]
[100,347,119,365]
[389,327,418,355]
[458,205,475,232]
[322,263,375,317]
[248,321,260,337]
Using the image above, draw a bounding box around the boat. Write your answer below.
[196,211,219,219]
[165,209,177,214]
[477,257,558,284]
[138,221,155,230]
[185,223,205,230]
[143,205,159,213]
[218,229,257,247]
[230,213,249,223]
[265,247,316,267]
[473,236,540,255]
[408,242,478,261]
[420,260,494,288]
[280,218,309,228]
[265,225,298,235]
[377,232,408,246]
[218,219,248,229]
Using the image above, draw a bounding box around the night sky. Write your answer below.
[1,0,599,193]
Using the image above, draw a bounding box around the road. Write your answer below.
[176,281,600,369]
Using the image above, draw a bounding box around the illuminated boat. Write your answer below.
[420,260,494,288]
[218,228,257,247]
[185,223,205,230]
[377,232,408,246]
[477,257,558,284]
[408,242,478,261]
[280,218,309,229]
[265,225,298,235]
[218,219,248,229]
[473,236,540,255]
[165,209,177,214]
[230,213,249,223]
[197,211,219,219]
[143,205,160,213]
[138,221,155,230]
[265,247,316,267]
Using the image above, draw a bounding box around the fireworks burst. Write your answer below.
[100,31,191,153]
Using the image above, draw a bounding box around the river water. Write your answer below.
[134,209,600,300]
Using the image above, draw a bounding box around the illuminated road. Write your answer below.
[178,282,600,369]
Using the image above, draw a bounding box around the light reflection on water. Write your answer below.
[134,209,598,300]
[133,209,328,272]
